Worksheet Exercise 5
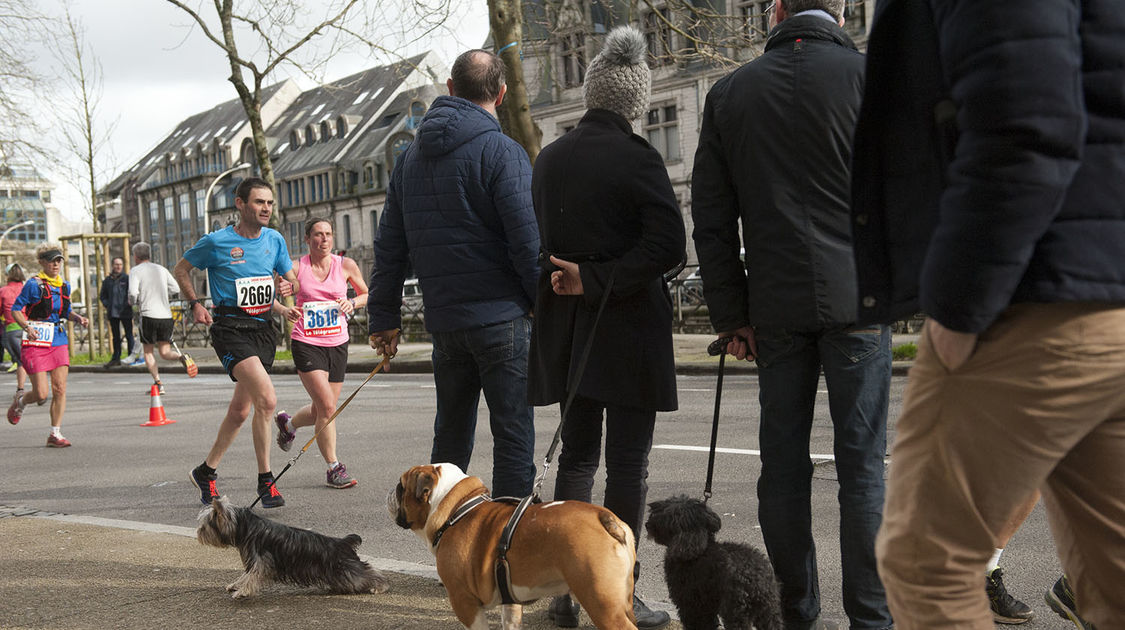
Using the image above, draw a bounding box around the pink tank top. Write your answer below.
[291,254,350,347]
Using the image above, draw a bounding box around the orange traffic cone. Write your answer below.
[141,384,176,427]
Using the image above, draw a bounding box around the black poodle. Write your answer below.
[646,495,783,630]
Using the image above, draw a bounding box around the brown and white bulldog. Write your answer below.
[389,463,638,630]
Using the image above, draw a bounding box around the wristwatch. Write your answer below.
[187,299,200,309]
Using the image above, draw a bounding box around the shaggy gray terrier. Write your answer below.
[646,495,783,630]
[196,495,389,598]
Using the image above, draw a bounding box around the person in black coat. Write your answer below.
[98,257,135,368]
[528,26,685,630]
[851,1,1125,628]
[691,2,892,629]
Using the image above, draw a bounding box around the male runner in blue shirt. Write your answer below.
[174,177,299,508]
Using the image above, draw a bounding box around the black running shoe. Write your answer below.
[257,478,285,508]
[190,464,219,505]
[986,568,1035,624]
[1045,575,1094,629]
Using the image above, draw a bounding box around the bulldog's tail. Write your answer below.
[599,512,630,546]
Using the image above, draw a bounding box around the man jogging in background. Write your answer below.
[174,177,298,509]
[129,242,196,395]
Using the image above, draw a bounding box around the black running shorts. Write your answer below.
[210,317,276,381]
[291,338,348,382]
[139,317,174,344]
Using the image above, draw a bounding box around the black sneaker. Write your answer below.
[987,568,1035,624]
[1045,575,1094,629]
[103,359,121,369]
[257,478,285,508]
[547,594,580,627]
[190,464,219,505]
[633,594,670,629]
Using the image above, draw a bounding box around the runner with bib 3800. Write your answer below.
[173,177,300,509]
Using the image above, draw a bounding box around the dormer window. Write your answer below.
[336,116,348,138]
[305,125,317,146]
[320,120,331,142]
[289,130,300,150]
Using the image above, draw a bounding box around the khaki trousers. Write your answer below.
[877,303,1125,629]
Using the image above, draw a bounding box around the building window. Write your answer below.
[644,8,674,63]
[336,116,348,138]
[163,197,175,249]
[645,105,681,162]
[148,200,160,256]
[305,125,317,146]
[738,0,772,41]
[843,0,867,37]
[179,192,191,246]
[320,121,331,142]
[371,210,379,239]
[342,214,352,249]
[286,221,302,255]
[560,33,585,88]
[195,189,206,235]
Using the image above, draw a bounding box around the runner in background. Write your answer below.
[7,244,89,447]
[275,217,368,489]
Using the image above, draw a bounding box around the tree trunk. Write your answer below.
[489,0,542,164]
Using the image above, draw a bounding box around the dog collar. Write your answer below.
[432,493,491,549]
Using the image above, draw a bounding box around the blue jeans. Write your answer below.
[430,315,535,498]
[754,325,893,630]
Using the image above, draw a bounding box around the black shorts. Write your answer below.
[210,317,276,381]
[292,338,348,382]
[140,317,174,344]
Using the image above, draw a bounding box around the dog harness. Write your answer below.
[429,492,540,606]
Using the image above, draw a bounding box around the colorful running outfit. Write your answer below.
[12,275,73,374]
[183,226,291,379]
[291,254,350,382]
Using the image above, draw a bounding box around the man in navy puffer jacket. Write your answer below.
[368,49,539,498]
[851,1,1125,628]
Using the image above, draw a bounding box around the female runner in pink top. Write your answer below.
[275,218,368,488]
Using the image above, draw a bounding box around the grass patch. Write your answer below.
[892,343,917,361]
[69,352,115,366]
[275,349,292,361]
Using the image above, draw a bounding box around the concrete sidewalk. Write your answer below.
[0,509,649,630]
[70,333,916,376]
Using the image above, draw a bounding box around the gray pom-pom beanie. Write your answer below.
[583,26,651,121]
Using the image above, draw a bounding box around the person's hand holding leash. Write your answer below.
[549,255,583,295]
[719,325,758,361]
[370,329,400,371]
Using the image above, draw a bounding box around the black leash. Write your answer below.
[703,336,734,503]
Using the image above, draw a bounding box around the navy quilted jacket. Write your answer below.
[367,96,539,333]
[852,0,1125,332]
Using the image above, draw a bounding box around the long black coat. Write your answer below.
[528,109,685,412]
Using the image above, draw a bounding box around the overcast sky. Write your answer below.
[33,0,490,221]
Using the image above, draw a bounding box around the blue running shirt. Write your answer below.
[183,226,291,318]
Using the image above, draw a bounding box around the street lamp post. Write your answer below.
[0,219,35,246]
[204,162,249,233]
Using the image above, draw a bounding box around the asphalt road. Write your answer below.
[0,370,1070,628]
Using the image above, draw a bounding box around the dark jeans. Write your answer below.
[754,325,893,630]
[108,316,135,360]
[553,393,656,555]
[430,316,535,498]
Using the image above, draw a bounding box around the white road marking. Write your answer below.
[653,444,835,462]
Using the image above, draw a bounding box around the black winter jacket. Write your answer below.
[368,96,540,333]
[528,109,685,412]
[99,272,131,319]
[852,0,1125,332]
[692,14,864,332]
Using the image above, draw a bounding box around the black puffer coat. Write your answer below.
[528,109,685,412]
[851,0,1125,332]
[692,15,864,332]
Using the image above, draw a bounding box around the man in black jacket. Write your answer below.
[691,2,891,629]
[851,1,1125,628]
[99,257,135,368]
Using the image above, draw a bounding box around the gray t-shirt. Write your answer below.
[128,261,180,319]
